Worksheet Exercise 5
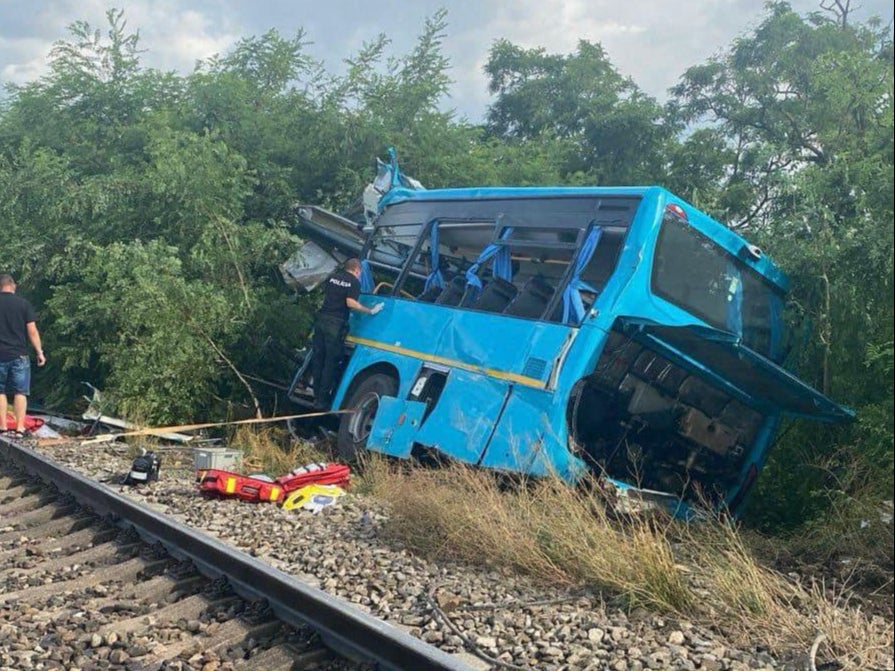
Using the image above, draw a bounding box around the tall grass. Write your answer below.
[230,425,328,475]
[368,459,691,611]
[363,458,893,669]
[691,519,893,668]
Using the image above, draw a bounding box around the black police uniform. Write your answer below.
[310,268,360,408]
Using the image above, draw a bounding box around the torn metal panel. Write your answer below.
[293,204,366,257]
[616,319,854,422]
[363,147,425,227]
[280,240,341,293]
[479,389,549,475]
[287,148,423,276]
[80,410,195,443]
[82,384,194,443]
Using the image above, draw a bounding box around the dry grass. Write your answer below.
[528,477,692,613]
[690,519,893,669]
[361,456,567,581]
[229,425,329,476]
[365,459,691,612]
[363,458,894,669]
[808,584,895,670]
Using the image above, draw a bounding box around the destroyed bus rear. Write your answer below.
[287,184,853,517]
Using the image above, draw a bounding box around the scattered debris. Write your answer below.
[82,383,194,443]
[28,411,86,436]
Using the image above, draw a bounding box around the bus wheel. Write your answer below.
[336,373,398,462]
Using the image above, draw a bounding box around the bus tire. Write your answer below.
[336,373,398,462]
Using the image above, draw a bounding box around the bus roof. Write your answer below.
[379,185,654,206]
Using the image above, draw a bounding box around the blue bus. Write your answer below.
[287,176,853,516]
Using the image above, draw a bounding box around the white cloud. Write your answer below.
[124,6,238,72]
[2,0,892,118]
[1,54,45,86]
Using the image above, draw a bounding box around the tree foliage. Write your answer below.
[484,39,675,184]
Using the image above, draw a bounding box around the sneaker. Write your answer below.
[10,430,31,440]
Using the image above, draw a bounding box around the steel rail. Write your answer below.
[1,440,474,671]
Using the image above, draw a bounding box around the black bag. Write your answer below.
[123,450,162,485]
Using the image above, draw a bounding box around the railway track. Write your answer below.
[0,438,475,671]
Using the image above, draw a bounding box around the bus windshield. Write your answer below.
[652,211,785,361]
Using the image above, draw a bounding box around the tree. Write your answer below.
[483,39,674,185]
[670,1,894,532]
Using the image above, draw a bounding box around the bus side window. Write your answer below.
[417,283,444,303]
[417,266,456,303]
[367,224,425,298]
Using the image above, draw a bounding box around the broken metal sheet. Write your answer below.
[82,383,194,443]
[80,411,195,443]
[280,239,341,293]
[412,370,509,464]
[293,205,365,256]
[479,390,549,475]
[617,318,855,422]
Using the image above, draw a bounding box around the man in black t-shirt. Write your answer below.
[0,273,46,437]
[310,258,382,409]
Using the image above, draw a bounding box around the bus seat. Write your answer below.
[505,275,555,319]
[474,277,518,313]
[417,284,444,303]
[459,281,480,307]
[435,275,467,306]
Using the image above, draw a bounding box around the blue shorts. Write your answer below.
[0,356,31,396]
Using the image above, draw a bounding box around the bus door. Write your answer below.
[287,340,356,407]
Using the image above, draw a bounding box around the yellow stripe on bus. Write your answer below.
[346,336,547,389]
[225,477,236,494]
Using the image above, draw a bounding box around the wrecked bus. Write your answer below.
[287,175,853,517]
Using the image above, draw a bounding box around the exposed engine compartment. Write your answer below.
[568,330,764,505]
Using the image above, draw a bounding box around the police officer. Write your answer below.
[310,258,382,409]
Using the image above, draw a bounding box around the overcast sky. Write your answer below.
[2,0,892,121]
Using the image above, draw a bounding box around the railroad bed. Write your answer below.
[0,439,473,671]
[8,433,865,671]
